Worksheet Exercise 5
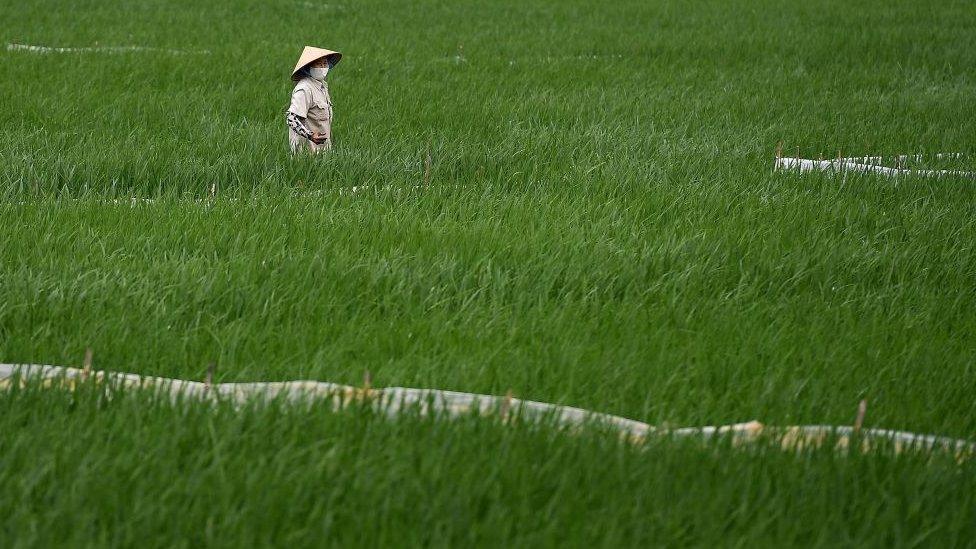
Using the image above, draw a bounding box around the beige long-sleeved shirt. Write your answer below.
[287,76,333,153]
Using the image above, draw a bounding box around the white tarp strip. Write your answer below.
[7,184,431,206]
[2,364,972,456]
[7,43,211,55]
[847,153,967,165]
[774,155,976,179]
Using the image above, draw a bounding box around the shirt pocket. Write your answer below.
[307,97,332,121]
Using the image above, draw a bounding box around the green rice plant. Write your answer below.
[1,382,975,547]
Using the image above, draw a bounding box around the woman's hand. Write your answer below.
[311,131,329,145]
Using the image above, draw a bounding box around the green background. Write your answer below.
[1,0,975,544]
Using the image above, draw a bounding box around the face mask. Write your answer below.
[309,66,329,81]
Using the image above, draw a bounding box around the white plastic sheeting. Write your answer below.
[1,363,972,457]
[775,157,976,179]
[774,152,976,179]
[7,43,211,55]
[8,185,423,206]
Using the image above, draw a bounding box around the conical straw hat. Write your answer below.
[291,45,342,81]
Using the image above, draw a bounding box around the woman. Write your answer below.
[286,45,342,153]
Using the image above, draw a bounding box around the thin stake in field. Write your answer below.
[501,389,513,423]
[204,361,216,394]
[81,348,93,381]
[854,399,867,434]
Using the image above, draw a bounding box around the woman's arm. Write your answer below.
[286,111,314,140]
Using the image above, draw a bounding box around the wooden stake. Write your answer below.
[82,348,93,381]
[204,361,216,393]
[363,369,372,393]
[775,141,783,160]
[854,399,867,433]
[501,389,513,422]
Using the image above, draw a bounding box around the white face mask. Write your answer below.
[309,66,329,81]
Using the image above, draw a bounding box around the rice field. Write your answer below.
[2,0,976,545]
